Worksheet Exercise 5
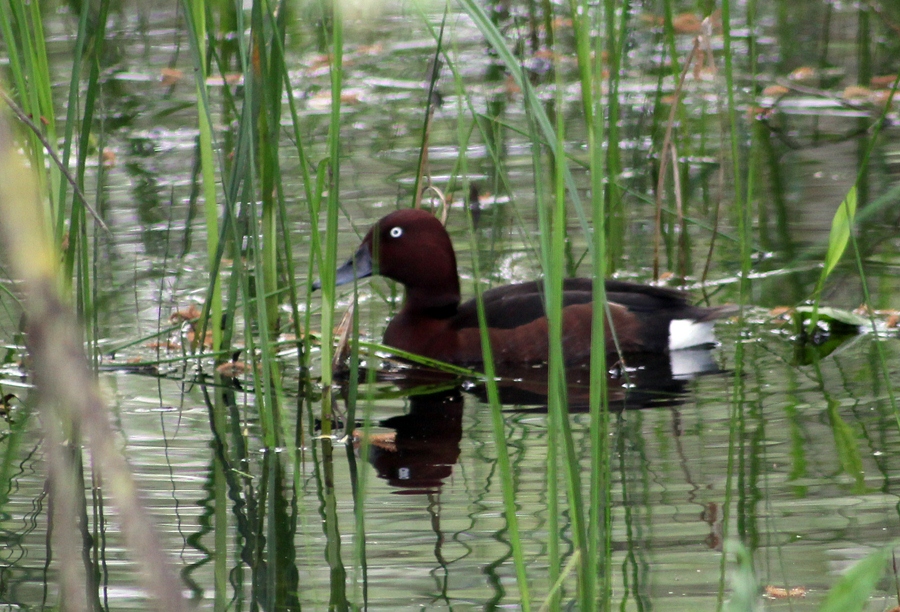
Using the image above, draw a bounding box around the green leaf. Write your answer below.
[819,546,889,612]
[822,186,857,279]
[792,306,867,329]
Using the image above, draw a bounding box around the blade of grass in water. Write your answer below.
[57,0,91,247]
[452,0,610,602]
[32,0,109,351]
[553,55,589,608]
[305,164,330,378]
[719,0,751,607]
[186,7,292,592]
[254,0,286,339]
[549,105,570,607]
[523,70,560,606]
[0,0,62,232]
[236,0,297,449]
[318,0,345,435]
[349,359,379,607]
[465,224,532,611]
[71,0,111,356]
[568,0,612,602]
[272,7,318,372]
[183,0,224,352]
[457,0,594,259]
[444,48,531,606]
[603,0,627,270]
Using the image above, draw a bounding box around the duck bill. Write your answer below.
[313,243,373,290]
[335,243,374,286]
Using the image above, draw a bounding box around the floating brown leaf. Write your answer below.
[160,67,183,87]
[764,585,807,599]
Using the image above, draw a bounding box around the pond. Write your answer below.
[2,0,900,610]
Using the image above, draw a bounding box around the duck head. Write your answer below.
[329,209,462,311]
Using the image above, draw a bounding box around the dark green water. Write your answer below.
[2,0,900,609]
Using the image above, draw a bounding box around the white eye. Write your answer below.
[389,226,403,238]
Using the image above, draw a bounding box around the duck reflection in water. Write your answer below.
[352,388,464,495]
[476,347,724,411]
[346,345,723,495]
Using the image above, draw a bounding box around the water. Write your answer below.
[2,0,900,609]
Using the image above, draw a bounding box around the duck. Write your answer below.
[325,208,732,365]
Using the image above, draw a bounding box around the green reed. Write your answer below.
[540,75,566,607]
[277,15,318,373]
[183,7,260,606]
[254,1,286,341]
[185,0,224,352]
[241,0,293,448]
[719,0,754,607]
[180,6,331,605]
[551,42,591,607]
[418,0,607,603]
[2,0,110,357]
[434,18,532,604]
[572,0,612,603]
[602,0,625,269]
[316,0,345,431]
[465,230,533,610]
[454,0,633,604]
[183,0,324,451]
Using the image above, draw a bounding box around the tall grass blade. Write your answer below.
[468,240,532,611]
[538,550,581,612]
[718,0,753,608]
[602,0,626,269]
[318,0,345,430]
[446,47,531,603]
[456,0,593,253]
[585,0,611,604]
[274,16,316,371]
[182,0,224,352]
[550,48,589,606]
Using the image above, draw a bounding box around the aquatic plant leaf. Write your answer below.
[819,545,890,612]
[822,186,857,279]
[790,306,863,364]
[792,306,867,329]
[791,337,852,365]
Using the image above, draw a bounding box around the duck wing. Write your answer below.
[452,279,593,331]
[453,278,719,331]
